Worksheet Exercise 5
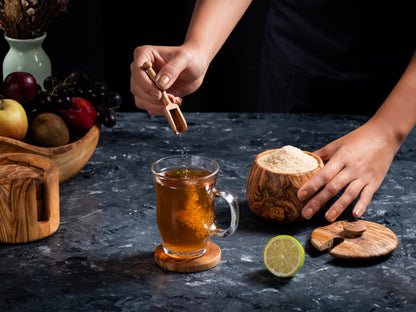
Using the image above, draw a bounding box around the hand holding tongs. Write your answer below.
[143,62,187,135]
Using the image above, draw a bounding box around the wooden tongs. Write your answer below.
[143,62,187,135]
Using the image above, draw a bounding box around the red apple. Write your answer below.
[3,72,38,106]
[0,98,28,140]
[60,97,96,132]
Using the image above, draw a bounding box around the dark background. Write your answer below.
[0,0,271,113]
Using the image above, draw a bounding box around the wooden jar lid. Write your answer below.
[311,220,398,260]
[154,242,221,273]
[0,153,60,243]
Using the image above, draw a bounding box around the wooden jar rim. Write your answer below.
[254,148,324,176]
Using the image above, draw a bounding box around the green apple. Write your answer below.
[0,98,28,140]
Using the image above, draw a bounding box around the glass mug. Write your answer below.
[151,155,239,259]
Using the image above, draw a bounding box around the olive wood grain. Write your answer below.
[0,153,59,243]
[0,122,100,183]
[246,149,323,223]
[154,242,221,273]
[342,221,367,237]
[311,220,398,260]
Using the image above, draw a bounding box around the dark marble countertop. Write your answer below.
[1,112,415,312]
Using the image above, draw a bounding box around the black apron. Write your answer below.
[258,0,416,114]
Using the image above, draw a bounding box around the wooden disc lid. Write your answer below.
[311,220,398,260]
[154,242,221,273]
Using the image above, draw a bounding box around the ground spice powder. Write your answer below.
[258,145,318,173]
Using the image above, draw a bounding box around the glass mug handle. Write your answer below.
[211,189,239,237]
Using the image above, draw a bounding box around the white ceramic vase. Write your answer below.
[2,33,52,86]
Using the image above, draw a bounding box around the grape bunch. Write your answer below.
[27,71,122,128]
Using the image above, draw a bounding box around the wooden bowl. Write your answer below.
[0,123,100,183]
[246,148,324,224]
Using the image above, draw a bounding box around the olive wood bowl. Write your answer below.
[246,148,324,224]
[0,122,100,183]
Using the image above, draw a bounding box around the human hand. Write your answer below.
[130,45,208,115]
[297,121,401,222]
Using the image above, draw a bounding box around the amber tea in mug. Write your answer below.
[152,155,239,259]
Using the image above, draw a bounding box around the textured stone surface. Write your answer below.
[1,112,415,311]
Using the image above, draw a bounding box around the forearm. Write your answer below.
[184,0,253,63]
[370,51,416,146]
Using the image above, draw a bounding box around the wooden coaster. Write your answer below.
[154,242,221,273]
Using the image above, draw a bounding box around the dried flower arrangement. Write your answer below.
[0,0,67,39]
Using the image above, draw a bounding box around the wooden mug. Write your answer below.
[0,153,59,243]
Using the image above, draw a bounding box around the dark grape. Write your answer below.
[99,110,116,128]
[43,76,59,92]
[36,90,53,111]
[67,70,89,87]
[69,86,85,97]
[53,85,69,97]
[93,81,107,92]
[86,86,107,104]
[86,88,99,104]
[55,95,72,109]
[97,90,108,104]
[25,102,41,122]
[106,91,123,109]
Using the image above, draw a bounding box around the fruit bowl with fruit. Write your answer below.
[0,71,121,183]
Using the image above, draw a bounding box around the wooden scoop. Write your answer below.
[142,62,187,135]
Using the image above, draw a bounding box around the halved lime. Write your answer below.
[263,235,305,277]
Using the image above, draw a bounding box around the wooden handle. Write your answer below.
[143,62,171,106]
[343,221,366,237]
[143,61,157,82]
[142,62,187,135]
